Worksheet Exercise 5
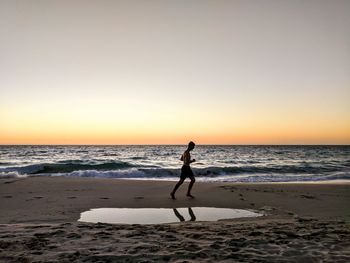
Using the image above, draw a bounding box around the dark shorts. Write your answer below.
[180,165,194,180]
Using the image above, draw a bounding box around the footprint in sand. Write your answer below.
[300,194,316,199]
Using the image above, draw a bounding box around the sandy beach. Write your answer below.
[2,0,350,261]
[0,177,349,262]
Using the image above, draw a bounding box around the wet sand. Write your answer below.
[0,177,350,262]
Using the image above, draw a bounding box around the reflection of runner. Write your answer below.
[173,208,185,222]
[173,208,196,222]
[170,141,196,200]
[188,207,196,221]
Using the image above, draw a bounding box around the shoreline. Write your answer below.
[118,178,350,184]
[3,174,350,184]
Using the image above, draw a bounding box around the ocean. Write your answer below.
[0,145,349,182]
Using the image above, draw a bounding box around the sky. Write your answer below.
[0,0,349,145]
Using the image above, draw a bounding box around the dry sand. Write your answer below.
[0,177,349,262]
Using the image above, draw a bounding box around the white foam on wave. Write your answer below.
[0,171,28,178]
[52,168,147,178]
[196,172,350,183]
[0,164,44,174]
[0,166,349,183]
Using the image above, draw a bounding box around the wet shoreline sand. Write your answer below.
[1,177,349,262]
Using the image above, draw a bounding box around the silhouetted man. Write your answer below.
[170,141,196,199]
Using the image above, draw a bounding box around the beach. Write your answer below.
[1,177,349,262]
[2,0,350,261]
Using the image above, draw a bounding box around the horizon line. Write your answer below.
[0,144,349,146]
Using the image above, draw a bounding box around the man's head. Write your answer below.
[188,141,195,151]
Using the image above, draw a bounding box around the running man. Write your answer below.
[170,141,196,199]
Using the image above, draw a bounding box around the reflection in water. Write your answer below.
[79,207,263,225]
[173,208,196,222]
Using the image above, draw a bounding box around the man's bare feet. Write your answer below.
[186,194,195,198]
[171,193,176,200]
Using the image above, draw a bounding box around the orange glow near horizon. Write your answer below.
[1,110,349,145]
[1,87,349,145]
[1,132,350,145]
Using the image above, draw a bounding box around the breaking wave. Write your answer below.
[0,162,349,182]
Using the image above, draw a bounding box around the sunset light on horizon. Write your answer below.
[1,0,349,145]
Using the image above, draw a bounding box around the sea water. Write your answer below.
[0,145,349,182]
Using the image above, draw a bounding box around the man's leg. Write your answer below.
[171,178,184,199]
[187,176,195,198]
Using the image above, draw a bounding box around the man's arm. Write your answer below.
[183,151,191,165]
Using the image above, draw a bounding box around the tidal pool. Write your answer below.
[78,207,263,224]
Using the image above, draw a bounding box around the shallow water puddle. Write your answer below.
[78,207,263,224]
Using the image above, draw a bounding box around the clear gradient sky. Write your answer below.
[1,0,349,145]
